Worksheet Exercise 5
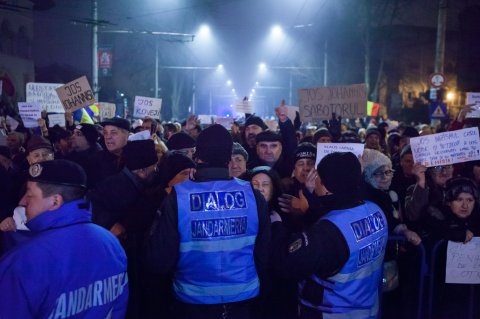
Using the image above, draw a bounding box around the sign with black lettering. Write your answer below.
[55,76,95,113]
[299,83,367,121]
[446,237,480,284]
[133,96,162,119]
[98,102,116,120]
[48,113,66,128]
[26,82,64,113]
[18,102,41,128]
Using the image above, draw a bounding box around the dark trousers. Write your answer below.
[173,299,259,319]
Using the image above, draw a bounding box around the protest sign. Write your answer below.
[128,130,151,141]
[234,100,253,114]
[133,96,162,119]
[55,76,95,113]
[265,119,278,132]
[48,113,66,128]
[198,114,213,124]
[299,83,367,121]
[446,237,480,284]
[18,102,41,128]
[466,92,480,118]
[286,106,299,122]
[215,117,234,129]
[316,143,364,167]
[26,82,64,113]
[98,102,116,120]
[410,127,480,167]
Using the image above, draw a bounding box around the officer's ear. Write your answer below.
[315,176,331,196]
[48,194,64,211]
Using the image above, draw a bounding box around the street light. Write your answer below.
[271,25,283,37]
[259,63,267,71]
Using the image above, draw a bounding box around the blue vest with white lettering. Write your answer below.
[299,201,388,318]
[174,178,260,304]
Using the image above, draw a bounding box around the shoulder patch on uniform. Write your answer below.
[288,238,303,253]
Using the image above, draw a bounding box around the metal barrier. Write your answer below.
[383,236,427,319]
[427,239,477,319]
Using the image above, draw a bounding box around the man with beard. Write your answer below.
[243,115,268,168]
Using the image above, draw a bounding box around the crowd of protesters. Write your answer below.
[0,101,479,319]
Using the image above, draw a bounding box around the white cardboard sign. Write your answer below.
[215,117,234,129]
[55,76,95,113]
[286,106,299,122]
[133,96,162,119]
[26,82,64,113]
[299,83,367,121]
[446,237,480,284]
[316,143,364,167]
[48,113,66,128]
[198,114,213,124]
[234,100,253,114]
[410,127,480,167]
[265,119,278,132]
[128,130,151,141]
[466,92,480,118]
[18,102,41,128]
[98,102,116,120]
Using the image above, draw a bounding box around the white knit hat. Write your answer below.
[362,149,392,187]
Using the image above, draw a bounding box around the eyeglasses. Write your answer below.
[432,165,453,171]
[373,170,395,178]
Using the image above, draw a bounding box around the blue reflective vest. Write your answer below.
[174,178,260,304]
[300,201,388,319]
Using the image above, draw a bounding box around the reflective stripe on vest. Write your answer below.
[299,201,388,316]
[174,178,260,304]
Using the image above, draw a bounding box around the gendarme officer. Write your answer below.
[145,124,270,319]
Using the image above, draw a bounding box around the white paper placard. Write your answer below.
[18,102,41,128]
[286,106,299,122]
[466,92,480,118]
[55,76,95,113]
[234,100,253,114]
[446,237,480,284]
[265,119,278,132]
[98,102,116,120]
[410,127,480,167]
[215,117,234,129]
[26,82,64,113]
[198,114,213,124]
[128,130,151,141]
[48,113,66,128]
[133,96,162,119]
[316,143,364,167]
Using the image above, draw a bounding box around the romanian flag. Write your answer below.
[367,101,380,116]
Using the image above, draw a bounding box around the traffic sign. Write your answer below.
[430,102,448,120]
[429,73,446,88]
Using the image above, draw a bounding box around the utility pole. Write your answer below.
[155,39,159,98]
[92,0,98,100]
[435,0,448,73]
[324,39,328,86]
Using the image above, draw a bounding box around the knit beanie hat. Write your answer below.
[294,142,316,163]
[445,177,479,203]
[159,150,196,187]
[76,124,99,146]
[245,115,267,130]
[366,127,381,139]
[196,124,233,167]
[317,152,361,194]
[339,130,361,143]
[26,135,53,154]
[255,131,282,143]
[313,128,332,143]
[232,142,248,162]
[166,132,196,150]
[123,140,158,171]
[362,148,393,188]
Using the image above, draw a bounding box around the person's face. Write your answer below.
[318,136,332,143]
[229,154,247,178]
[103,125,129,154]
[429,165,454,187]
[372,165,394,190]
[6,134,20,151]
[168,168,194,187]
[141,121,152,132]
[449,192,475,219]
[190,128,200,140]
[19,182,56,221]
[294,158,315,184]
[71,129,90,152]
[245,125,263,148]
[27,148,54,165]
[400,154,415,176]
[251,173,273,202]
[399,137,410,150]
[365,134,380,149]
[256,141,282,165]
[55,138,71,155]
[179,147,195,160]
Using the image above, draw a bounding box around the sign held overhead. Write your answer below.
[55,76,95,113]
[133,96,162,119]
[26,82,64,113]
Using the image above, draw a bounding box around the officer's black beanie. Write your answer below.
[196,124,232,167]
[317,152,361,195]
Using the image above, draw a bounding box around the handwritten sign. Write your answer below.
[265,119,278,132]
[215,117,234,129]
[299,83,367,121]
[128,130,150,141]
[234,100,253,114]
[198,114,213,124]
[446,237,480,284]
[55,76,95,113]
[316,143,364,167]
[286,106,299,122]
[410,127,480,167]
[466,92,480,118]
[98,102,116,120]
[133,96,162,119]
[26,82,64,113]
[18,102,41,128]
[48,113,66,128]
